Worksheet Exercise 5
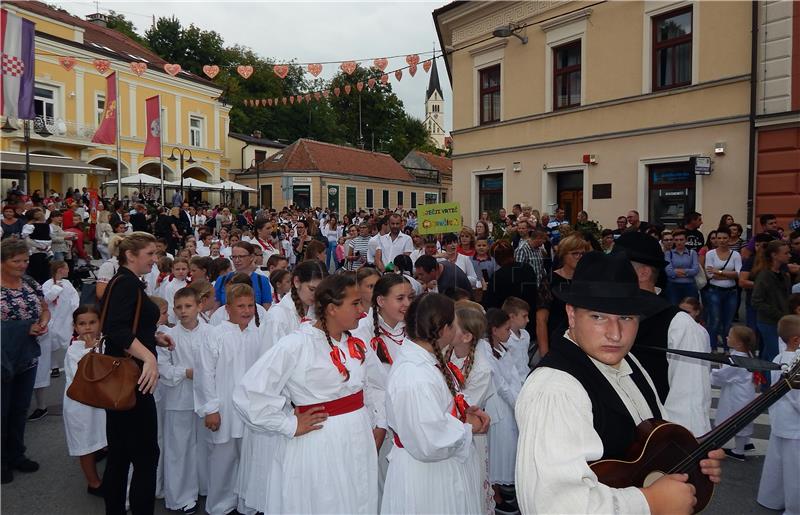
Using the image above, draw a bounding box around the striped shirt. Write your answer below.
[346,236,371,270]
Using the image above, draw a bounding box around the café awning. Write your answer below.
[0,151,111,175]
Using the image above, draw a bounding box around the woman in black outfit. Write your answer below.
[101,232,173,515]
[153,207,179,255]
[482,240,539,336]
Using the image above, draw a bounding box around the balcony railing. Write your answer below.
[2,116,98,142]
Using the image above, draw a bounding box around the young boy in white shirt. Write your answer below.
[502,296,532,376]
[159,287,211,515]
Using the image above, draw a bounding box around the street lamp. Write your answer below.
[2,117,53,184]
[249,157,266,210]
[167,147,196,201]
[492,23,528,44]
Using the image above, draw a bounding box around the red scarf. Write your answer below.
[330,346,349,380]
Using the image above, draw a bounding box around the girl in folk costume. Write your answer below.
[269,269,292,304]
[189,280,217,324]
[163,257,190,325]
[195,283,269,515]
[153,256,175,300]
[480,308,521,510]
[450,305,496,515]
[30,261,79,421]
[234,273,382,514]
[710,325,758,461]
[356,266,381,325]
[234,260,325,515]
[62,305,106,496]
[252,219,280,265]
[382,293,491,514]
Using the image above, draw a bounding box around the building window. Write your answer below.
[479,64,500,124]
[254,150,266,163]
[189,115,204,147]
[553,40,581,109]
[346,186,357,213]
[411,192,417,208]
[382,189,389,209]
[432,104,440,113]
[478,173,503,214]
[397,191,404,207]
[95,94,105,126]
[366,188,374,208]
[424,192,439,204]
[652,7,692,91]
[34,85,57,123]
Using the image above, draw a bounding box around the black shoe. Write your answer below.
[87,485,103,497]
[495,500,520,514]
[724,449,746,461]
[13,458,39,473]
[50,368,60,378]
[180,504,197,515]
[27,408,47,421]
[1,469,12,484]
[744,443,756,452]
[94,449,108,462]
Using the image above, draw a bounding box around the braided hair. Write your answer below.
[451,305,487,385]
[406,293,458,398]
[314,273,359,381]
[290,260,327,320]
[371,274,408,364]
[485,308,510,359]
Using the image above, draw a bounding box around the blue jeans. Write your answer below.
[325,240,338,270]
[757,321,779,363]
[705,286,738,350]
[665,281,698,305]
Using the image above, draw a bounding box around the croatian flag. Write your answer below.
[1,8,36,120]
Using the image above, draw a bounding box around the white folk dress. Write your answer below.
[161,277,189,325]
[507,328,531,379]
[382,339,482,515]
[710,350,755,437]
[36,278,79,388]
[233,324,379,514]
[62,340,107,456]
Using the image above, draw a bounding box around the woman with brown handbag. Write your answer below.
[101,232,174,515]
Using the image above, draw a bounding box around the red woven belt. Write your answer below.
[296,390,364,417]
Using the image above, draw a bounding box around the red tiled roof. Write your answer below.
[7,1,218,89]
[258,139,416,182]
[416,151,452,177]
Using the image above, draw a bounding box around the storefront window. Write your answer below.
[478,173,503,215]
[648,162,695,226]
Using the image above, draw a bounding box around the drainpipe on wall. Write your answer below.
[746,0,759,238]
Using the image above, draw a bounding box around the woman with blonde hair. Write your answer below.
[458,227,477,258]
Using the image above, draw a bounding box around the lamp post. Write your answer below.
[1,117,53,186]
[249,157,266,210]
[167,147,195,203]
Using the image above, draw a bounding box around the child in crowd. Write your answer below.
[150,295,169,499]
[757,314,800,514]
[269,269,292,303]
[779,294,800,353]
[189,256,213,283]
[679,296,704,324]
[481,308,521,511]
[158,287,212,514]
[471,237,497,291]
[154,256,174,299]
[502,297,532,376]
[189,280,217,324]
[381,293,490,514]
[357,267,381,321]
[62,305,106,497]
[29,261,79,421]
[335,236,346,270]
[210,257,230,282]
[163,257,190,325]
[710,326,758,461]
[196,283,268,515]
[451,305,495,514]
[208,273,268,327]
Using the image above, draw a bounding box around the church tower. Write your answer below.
[424,55,446,149]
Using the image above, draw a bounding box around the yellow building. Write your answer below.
[435,0,753,228]
[1,1,230,203]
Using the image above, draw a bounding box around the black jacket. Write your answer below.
[482,262,539,335]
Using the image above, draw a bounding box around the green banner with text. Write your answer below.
[418,202,462,235]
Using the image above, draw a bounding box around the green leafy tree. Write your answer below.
[105,11,147,47]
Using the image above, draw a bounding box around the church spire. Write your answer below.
[426,53,443,101]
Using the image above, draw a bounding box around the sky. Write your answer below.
[51,0,453,132]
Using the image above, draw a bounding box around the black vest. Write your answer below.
[29,222,51,241]
[539,336,662,460]
[632,303,681,403]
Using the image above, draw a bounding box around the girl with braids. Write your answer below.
[451,305,496,515]
[382,293,491,514]
[234,273,381,514]
[234,259,325,515]
[479,308,521,510]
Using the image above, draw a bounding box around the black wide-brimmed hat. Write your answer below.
[553,251,666,316]
[613,231,667,270]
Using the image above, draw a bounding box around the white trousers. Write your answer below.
[163,411,199,510]
[205,438,241,515]
[757,435,800,514]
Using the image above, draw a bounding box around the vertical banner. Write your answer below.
[91,72,117,144]
[143,95,161,157]
[1,8,36,119]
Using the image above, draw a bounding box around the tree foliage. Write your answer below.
[105,11,146,47]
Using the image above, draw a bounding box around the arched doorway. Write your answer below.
[88,156,129,197]
[182,166,214,205]
[139,162,174,203]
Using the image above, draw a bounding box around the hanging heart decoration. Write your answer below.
[297,95,303,104]
[129,62,147,77]
[274,98,279,106]
[322,90,329,98]
[367,77,376,89]
[394,69,403,81]
[282,97,287,105]
[307,63,323,77]
[408,64,417,77]
[243,99,249,106]
[423,60,432,73]
[93,59,111,74]
[267,98,273,106]
[305,94,312,102]
[314,92,321,101]
[273,64,289,79]
[163,63,182,76]
[340,61,358,75]
[237,65,254,79]
[380,74,389,85]
[202,64,219,79]
[344,84,352,95]
[356,81,364,92]
[373,57,388,71]
[333,87,341,97]
[289,96,295,104]
[405,54,420,66]
[58,56,76,72]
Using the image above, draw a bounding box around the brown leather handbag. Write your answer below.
[66,276,142,411]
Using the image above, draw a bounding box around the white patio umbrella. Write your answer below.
[102,173,164,187]
[218,180,256,205]
[165,177,221,191]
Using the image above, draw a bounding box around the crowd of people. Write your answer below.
[1,182,799,515]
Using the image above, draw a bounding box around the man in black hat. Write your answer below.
[614,231,712,437]
[515,251,723,514]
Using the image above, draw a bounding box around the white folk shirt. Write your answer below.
[664,311,713,436]
[515,336,663,515]
[162,277,189,325]
[710,350,755,437]
[232,324,379,438]
[450,341,494,410]
[159,320,211,411]
[367,234,381,264]
[507,328,531,379]
[770,350,800,439]
[377,232,413,266]
[263,293,313,345]
[195,320,269,444]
